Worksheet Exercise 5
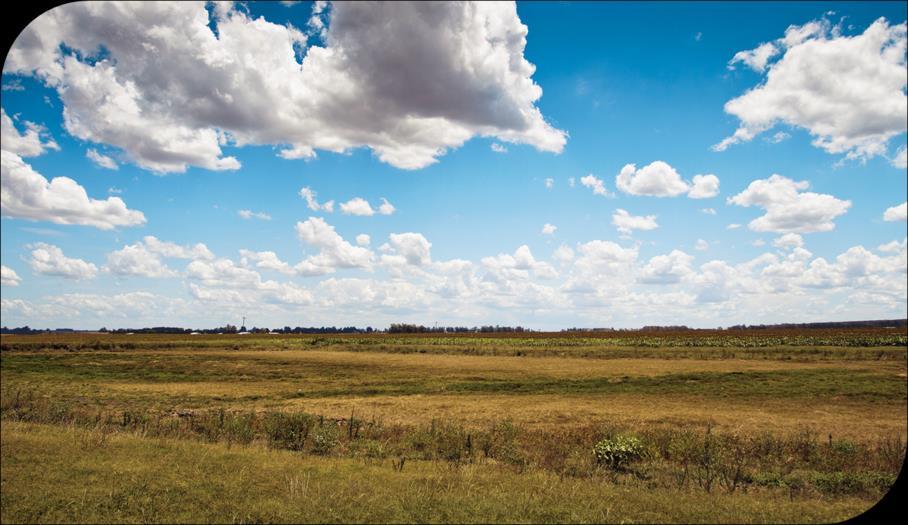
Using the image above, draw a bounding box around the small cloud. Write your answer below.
[612,209,658,236]
[701,208,717,215]
[1,79,24,91]
[695,239,709,251]
[86,149,119,170]
[766,131,791,144]
[751,239,766,247]
[580,174,611,197]
[890,146,907,169]
[1,265,22,286]
[355,234,371,246]
[727,223,742,230]
[491,143,508,153]
[544,178,554,190]
[299,187,334,213]
[108,187,123,195]
[541,223,557,235]
[340,197,375,216]
[883,202,907,222]
[378,198,396,216]
[238,209,272,221]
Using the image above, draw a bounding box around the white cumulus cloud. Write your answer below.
[688,174,720,199]
[728,42,779,72]
[378,198,396,216]
[1,265,22,286]
[105,243,176,278]
[883,202,907,222]
[612,208,658,235]
[616,161,719,199]
[617,161,689,197]
[340,197,375,216]
[715,17,907,161]
[580,174,610,196]
[1,151,146,230]
[1,108,59,157]
[727,174,851,233]
[28,243,97,279]
[295,217,373,274]
[299,187,334,213]
[5,2,565,172]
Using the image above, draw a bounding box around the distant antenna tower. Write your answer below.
[241,316,246,329]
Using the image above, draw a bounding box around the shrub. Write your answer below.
[810,471,896,496]
[593,435,646,471]
[264,412,314,451]
[312,423,340,455]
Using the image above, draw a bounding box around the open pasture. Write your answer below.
[2,329,906,523]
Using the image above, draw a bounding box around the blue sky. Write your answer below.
[1,1,906,329]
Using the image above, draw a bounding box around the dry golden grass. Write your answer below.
[276,392,906,438]
[36,349,897,440]
[1,421,879,524]
[3,346,905,441]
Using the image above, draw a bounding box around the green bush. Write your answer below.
[593,435,646,471]
[810,471,896,496]
[312,423,340,455]
[263,412,313,451]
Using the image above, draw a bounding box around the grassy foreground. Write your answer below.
[0,421,880,524]
[1,331,905,523]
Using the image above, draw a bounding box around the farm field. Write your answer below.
[2,329,906,523]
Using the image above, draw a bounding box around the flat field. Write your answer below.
[1,328,906,523]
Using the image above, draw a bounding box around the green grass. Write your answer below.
[443,369,906,400]
[0,421,883,524]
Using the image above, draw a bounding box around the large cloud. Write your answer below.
[716,17,907,161]
[5,1,565,172]
[1,151,146,230]
[727,174,851,233]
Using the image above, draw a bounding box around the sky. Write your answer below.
[0,1,906,330]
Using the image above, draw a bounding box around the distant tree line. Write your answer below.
[387,323,530,333]
[725,319,907,330]
[0,326,63,334]
[3,319,905,335]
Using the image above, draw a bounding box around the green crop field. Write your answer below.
[2,329,906,523]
